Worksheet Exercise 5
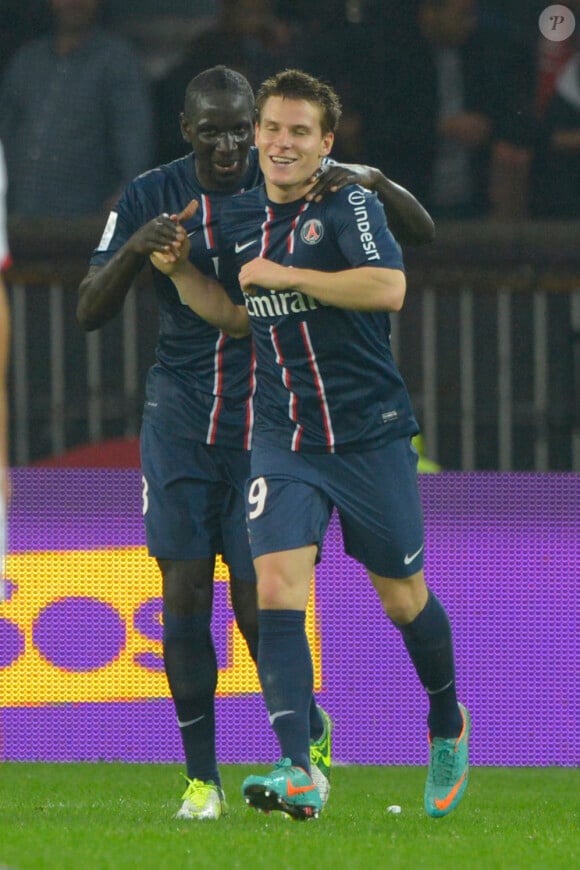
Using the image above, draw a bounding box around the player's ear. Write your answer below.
[320,132,334,158]
[180,113,192,144]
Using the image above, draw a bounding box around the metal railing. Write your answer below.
[6,218,580,470]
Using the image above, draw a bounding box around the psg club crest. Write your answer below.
[300,219,324,245]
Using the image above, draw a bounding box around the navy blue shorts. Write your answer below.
[141,420,255,581]
[247,437,424,578]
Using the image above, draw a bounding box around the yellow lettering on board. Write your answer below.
[1,548,321,706]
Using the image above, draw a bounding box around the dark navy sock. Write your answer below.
[309,697,324,742]
[257,609,312,772]
[163,610,220,784]
[396,591,462,738]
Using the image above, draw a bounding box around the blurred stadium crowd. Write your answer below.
[1,0,579,223]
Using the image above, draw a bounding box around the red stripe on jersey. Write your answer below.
[287,203,309,253]
[1,254,12,271]
[270,325,303,450]
[300,321,335,452]
[292,418,304,450]
[206,331,227,444]
[201,194,214,249]
[260,206,273,256]
[244,344,257,450]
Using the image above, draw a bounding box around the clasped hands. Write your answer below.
[149,199,294,295]
[149,199,197,276]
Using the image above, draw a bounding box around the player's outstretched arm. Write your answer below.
[151,239,250,339]
[240,258,405,313]
[77,204,197,331]
[306,164,435,246]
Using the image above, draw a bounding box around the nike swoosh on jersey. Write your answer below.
[235,239,258,253]
[403,544,424,565]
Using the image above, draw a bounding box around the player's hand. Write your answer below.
[305,163,380,202]
[131,199,199,258]
[149,199,198,273]
[239,257,293,295]
[172,199,199,224]
[150,230,190,273]
[129,214,181,257]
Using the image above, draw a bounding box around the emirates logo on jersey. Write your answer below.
[300,219,324,245]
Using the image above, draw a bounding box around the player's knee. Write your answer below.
[385,599,422,625]
[255,571,304,609]
[371,571,428,625]
[159,558,214,615]
[255,554,312,610]
[256,579,288,609]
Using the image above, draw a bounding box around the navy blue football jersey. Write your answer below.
[219,184,419,453]
[90,149,262,448]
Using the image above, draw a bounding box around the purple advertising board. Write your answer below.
[1,469,577,766]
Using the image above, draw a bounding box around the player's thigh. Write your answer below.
[328,436,425,578]
[141,422,226,560]
[246,444,333,561]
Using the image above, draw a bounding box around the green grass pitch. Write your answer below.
[0,764,577,869]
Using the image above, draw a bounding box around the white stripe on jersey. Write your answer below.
[287,202,309,253]
[270,324,304,450]
[260,202,310,257]
[206,331,227,444]
[300,321,335,453]
[259,206,273,257]
[259,199,333,451]
[244,349,257,450]
[201,193,226,445]
[200,194,215,250]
